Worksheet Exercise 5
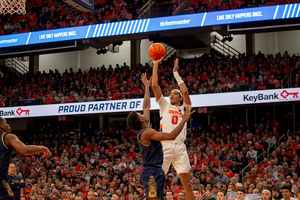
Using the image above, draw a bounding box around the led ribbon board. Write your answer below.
[1,88,300,118]
[0,4,299,48]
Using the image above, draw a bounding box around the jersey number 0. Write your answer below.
[172,115,178,125]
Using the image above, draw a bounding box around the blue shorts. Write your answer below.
[141,166,165,200]
[0,177,15,200]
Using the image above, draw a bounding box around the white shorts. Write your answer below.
[162,142,191,174]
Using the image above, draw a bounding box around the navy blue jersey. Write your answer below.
[137,128,163,167]
[7,175,25,200]
[0,132,13,177]
[0,132,15,200]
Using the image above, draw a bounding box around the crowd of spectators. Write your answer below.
[0,0,140,36]
[0,52,299,107]
[0,0,298,36]
[8,112,300,200]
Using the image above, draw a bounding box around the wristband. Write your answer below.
[173,71,184,85]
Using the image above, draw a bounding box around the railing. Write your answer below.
[266,132,288,160]
[278,132,288,146]
[210,34,241,57]
[228,174,239,183]
[267,141,277,158]
[139,0,155,19]
[242,162,252,179]
[281,63,299,88]
[147,43,176,66]
[256,152,264,165]
[5,58,29,74]
[242,132,288,179]
[241,151,264,179]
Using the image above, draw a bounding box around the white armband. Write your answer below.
[173,71,184,85]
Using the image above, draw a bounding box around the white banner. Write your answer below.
[1,88,299,118]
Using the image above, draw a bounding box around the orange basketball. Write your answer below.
[148,43,165,60]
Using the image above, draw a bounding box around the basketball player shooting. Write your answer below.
[127,73,194,200]
[152,58,194,200]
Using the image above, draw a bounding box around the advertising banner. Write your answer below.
[1,88,299,118]
[0,4,298,48]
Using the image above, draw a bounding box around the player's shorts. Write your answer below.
[0,177,15,200]
[162,142,190,174]
[141,166,165,200]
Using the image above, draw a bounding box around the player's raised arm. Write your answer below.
[143,105,194,141]
[152,57,164,102]
[6,134,50,157]
[141,73,151,120]
[173,58,192,105]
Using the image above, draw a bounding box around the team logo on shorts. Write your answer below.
[148,175,157,198]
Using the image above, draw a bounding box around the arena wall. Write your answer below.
[36,30,300,73]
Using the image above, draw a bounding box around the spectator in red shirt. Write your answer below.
[259,158,270,172]
[271,118,281,129]
[250,168,258,180]
[28,17,37,27]
[48,0,55,8]
[224,155,232,168]
[66,92,76,103]
[290,140,298,151]
[73,19,82,27]
[127,148,136,159]
[271,75,279,88]
[44,94,53,104]
[86,142,93,153]
[23,25,31,32]
[74,161,86,172]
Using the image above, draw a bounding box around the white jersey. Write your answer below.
[157,95,187,144]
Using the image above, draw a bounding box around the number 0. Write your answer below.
[172,115,178,125]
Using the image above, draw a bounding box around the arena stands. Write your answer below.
[10,108,299,200]
[0,0,298,36]
[0,52,299,108]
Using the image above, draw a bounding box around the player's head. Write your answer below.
[170,89,183,105]
[0,117,11,132]
[127,112,149,132]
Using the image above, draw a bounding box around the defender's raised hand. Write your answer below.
[141,73,151,88]
[182,105,195,121]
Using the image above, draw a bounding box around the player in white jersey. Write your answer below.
[152,58,194,200]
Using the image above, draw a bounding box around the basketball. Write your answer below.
[148,43,165,60]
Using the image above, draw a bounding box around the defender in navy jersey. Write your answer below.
[0,117,50,200]
[127,73,194,200]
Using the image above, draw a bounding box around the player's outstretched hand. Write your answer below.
[141,73,151,88]
[152,56,164,66]
[173,58,179,72]
[42,147,51,158]
[182,105,195,121]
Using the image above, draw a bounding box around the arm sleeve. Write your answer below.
[14,181,26,188]
[156,95,169,112]
[8,181,19,190]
